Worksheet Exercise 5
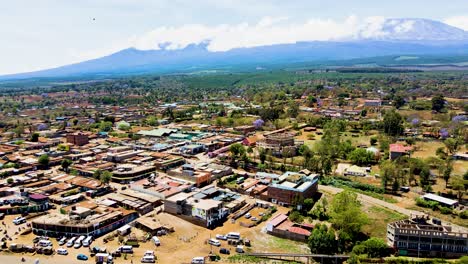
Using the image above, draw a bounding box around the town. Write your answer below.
[0,71,466,264]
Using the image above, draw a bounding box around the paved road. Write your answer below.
[319,185,468,232]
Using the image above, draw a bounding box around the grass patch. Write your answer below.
[364,206,406,239]
[265,236,308,254]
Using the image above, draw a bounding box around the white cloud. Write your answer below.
[444,16,468,30]
[125,15,377,52]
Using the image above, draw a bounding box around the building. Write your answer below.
[422,193,459,208]
[257,133,303,157]
[364,99,382,107]
[66,133,89,146]
[387,216,467,258]
[164,185,243,228]
[389,144,412,160]
[32,206,138,238]
[267,172,319,207]
[266,213,313,242]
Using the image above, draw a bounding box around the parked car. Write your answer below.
[77,253,88,261]
[208,238,221,247]
[13,217,26,225]
[251,217,258,221]
[57,248,68,255]
[219,248,230,255]
[244,213,251,219]
[215,234,227,240]
[235,245,244,253]
[58,237,67,246]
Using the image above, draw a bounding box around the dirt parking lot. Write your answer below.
[1,205,309,264]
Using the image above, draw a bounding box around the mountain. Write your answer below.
[1,18,468,81]
[353,18,468,41]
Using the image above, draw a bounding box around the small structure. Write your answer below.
[266,213,312,242]
[389,144,412,160]
[422,193,459,208]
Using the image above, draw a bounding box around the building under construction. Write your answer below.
[257,132,303,157]
[387,215,467,258]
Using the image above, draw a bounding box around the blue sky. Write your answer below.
[1,0,467,75]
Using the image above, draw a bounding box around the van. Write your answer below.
[141,255,155,263]
[208,238,221,247]
[38,240,53,247]
[74,235,85,248]
[57,248,68,255]
[58,237,67,246]
[118,245,133,253]
[83,236,93,247]
[191,257,205,264]
[226,232,241,240]
[66,237,76,247]
[151,236,160,246]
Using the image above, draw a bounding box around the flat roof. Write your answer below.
[422,193,458,206]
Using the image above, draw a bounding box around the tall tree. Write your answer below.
[431,94,445,112]
[330,191,368,239]
[382,109,404,137]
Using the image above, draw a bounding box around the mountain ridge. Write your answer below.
[1,18,468,81]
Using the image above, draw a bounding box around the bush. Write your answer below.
[288,211,304,223]
[415,197,439,210]
[438,206,453,215]
[459,210,468,219]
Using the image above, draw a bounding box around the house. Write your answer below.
[266,213,313,242]
[343,165,368,177]
[389,144,412,160]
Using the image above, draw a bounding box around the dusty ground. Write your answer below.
[0,205,310,264]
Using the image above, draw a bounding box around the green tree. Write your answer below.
[370,137,377,146]
[61,159,73,172]
[348,148,374,166]
[382,109,404,137]
[329,191,368,239]
[38,154,50,168]
[393,95,405,109]
[100,171,113,184]
[431,94,445,112]
[7,178,13,184]
[444,138,461,156]
[288,211,304,223]
[451,174,467,200]
[443,160,453,187]
[30,132,39,142]
[308,224,337,255]
[259,148,267,164]
[352,238,390,258]
[229,143,246,160]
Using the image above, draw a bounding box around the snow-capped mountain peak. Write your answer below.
[353,18,468,41]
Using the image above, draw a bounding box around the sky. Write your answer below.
[0,0,467,75]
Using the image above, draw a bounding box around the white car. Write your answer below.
[244,213,251,219]
[13,217,26,225]
[215,234,227,240]
[57,248,68,255]
[208,238,221,247]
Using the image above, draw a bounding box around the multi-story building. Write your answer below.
[387,216,468,258]
[267,172,319,207]
[257,133,303,156]
[66,132,89,146]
